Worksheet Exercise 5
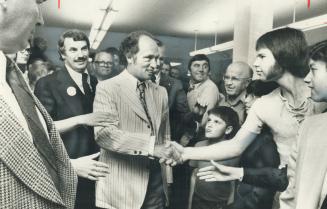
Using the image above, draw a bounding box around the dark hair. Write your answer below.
[256,27,308,78]
[246,80,278,97]
[188,54,211,71]
[119,30,156,60]
[57,29,90,61]
[309,40,327,63]
[207,106,240,139]
[105,47,120,56]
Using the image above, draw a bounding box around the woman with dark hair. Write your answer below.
[170,28,327,209]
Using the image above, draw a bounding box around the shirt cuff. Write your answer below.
[238,167,244,182]
[148,135,156,158]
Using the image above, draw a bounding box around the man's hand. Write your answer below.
[157,142,185,166]
[71,152,110,181]
[197,160,243,182]
[79,112,114,127]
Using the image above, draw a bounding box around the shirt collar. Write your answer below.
[189,78,209,91]
[0,51,7,84]
[65,64,88,84]
[226,90,246,106]
[278,87,311,109]
[122,69,149,90]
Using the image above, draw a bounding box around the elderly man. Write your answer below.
[0,0,77,208]
[94,31,176,209]
[218,62,252,124]
[187,54,219,126]
[93,50,115,81]
[35,30,109,209]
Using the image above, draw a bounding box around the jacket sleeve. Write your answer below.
[93,82,165,156]
[34,77,56,118]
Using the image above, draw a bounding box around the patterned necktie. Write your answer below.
[6,60,60,191]
[137,81,154,135]
[82,72,92,97]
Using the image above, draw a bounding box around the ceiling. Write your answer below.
[41,0,327,41]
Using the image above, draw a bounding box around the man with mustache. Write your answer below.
[35,29,109,209]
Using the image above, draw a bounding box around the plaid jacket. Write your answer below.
[0,63,77,209]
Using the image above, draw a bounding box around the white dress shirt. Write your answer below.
[65,64,90,94]
[0,51,48,141]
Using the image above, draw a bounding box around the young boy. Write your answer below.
[189,106,240,209]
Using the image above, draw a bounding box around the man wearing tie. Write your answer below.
[0,0,77,208]
[35,29,109,209]
[94,31,176,209]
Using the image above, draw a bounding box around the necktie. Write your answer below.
[6,61,60,192]
[137,81,154,135]
[82,72,92,97]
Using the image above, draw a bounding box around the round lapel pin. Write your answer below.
[67,86,77,96]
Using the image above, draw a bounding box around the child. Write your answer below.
[189,106,240,209]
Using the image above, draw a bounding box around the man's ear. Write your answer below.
[225,126,233,135]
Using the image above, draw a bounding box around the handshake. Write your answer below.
[153,142,185,166]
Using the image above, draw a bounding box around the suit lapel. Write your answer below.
[0,97,65,206]
[119,73,149,123]
[57,68,85,116]
[145,82,161,134]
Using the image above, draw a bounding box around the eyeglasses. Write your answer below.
[19,48,32,55]
[94,61,113,67]
[223,75,251,82]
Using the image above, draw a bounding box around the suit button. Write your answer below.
[139,151,142,154]
[134,151,137,154]
[147,125,150,128]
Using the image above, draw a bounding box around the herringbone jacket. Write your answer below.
[0,62,77,209]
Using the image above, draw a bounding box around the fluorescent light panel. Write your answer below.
[288,14,327,31]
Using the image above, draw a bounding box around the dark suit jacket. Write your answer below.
[34,68,98,158]
[34,67,98,209]
[159,73,189,141]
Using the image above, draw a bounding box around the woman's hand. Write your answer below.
[197,160,244,182]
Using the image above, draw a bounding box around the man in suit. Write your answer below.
[94,31,178,209]
[0,0,77,208]
[35,29,109,209]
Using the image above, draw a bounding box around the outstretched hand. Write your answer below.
[71,152,110,181]
[197,160,243,182]
[157,141,185,166]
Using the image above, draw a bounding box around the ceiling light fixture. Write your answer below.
[189,24,233,56]
[89,0,118,50]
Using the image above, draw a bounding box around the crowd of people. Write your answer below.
[1,1,327,209]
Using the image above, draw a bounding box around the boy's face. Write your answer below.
[205,114,229,139]
[305,59,327,102]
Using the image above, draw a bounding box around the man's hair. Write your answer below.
[119,30,156,60]
[207,106,240,139]
[309,40,327,63]
[246,80,278,97]
[105,47,120,56]
[188,54,211,71]
[94,49,113,61]
[57,29,90,61]
[256,27,308,78]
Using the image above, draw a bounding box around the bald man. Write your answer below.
[218,62,252,124]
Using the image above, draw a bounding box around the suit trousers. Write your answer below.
[141,161,165,209]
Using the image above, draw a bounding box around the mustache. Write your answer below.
[74,57,87,62]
